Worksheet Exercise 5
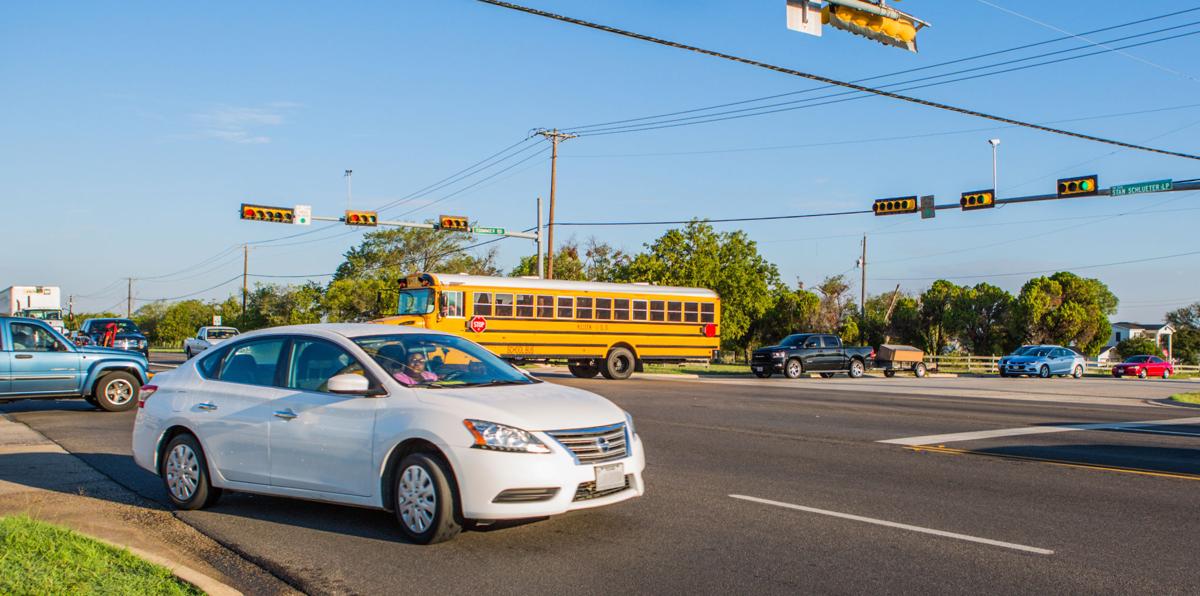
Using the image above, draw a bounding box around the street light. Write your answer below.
[987,139,1000,198]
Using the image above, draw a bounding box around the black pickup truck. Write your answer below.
[751,333,875,379]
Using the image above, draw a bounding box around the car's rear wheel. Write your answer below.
[568,362,600,378]
[94,372,140,412]
[394,453,461,545]
[600,347,635,380]
[914,363,927,378]
[161,433,221,510]
[784,358,804,379]
[1072,365,1083,379]
[1138,368,1147,379]
[184,347,193,359]
[1038,365,1050,379]
[848,359,865,379]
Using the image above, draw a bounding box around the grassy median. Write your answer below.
[1170,392,1200,405]
[643,363,750,376]
[0,515,201,595]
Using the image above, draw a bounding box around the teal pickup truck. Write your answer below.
[0,316,151,412]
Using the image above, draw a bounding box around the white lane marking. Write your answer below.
[730,494,1054,555]
[878,416,1200,446]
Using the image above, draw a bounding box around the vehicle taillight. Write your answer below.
[138,385,158,409]
[870,349,876,359]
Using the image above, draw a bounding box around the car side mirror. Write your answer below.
[327,373,375,395]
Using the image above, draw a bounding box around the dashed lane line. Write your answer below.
[877,416,1200,446]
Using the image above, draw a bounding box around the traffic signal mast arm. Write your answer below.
[303,214,538,239]
[929,179,1200,213]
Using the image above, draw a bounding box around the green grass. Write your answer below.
[0,515,202,596]
[642,363,751,376]
[1170,392,1200,405]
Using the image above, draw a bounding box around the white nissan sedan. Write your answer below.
[132,324,645,544]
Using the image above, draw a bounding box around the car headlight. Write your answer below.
[772,351,786,358]
[463,420,550,454]
[624,410,637,437]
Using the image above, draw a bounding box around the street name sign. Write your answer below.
[1110,179,1172,197]
[472,226,505,235]
[920,195,936,219]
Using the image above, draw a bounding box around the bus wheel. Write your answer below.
[568,362,600,378]
[600,347,636,380]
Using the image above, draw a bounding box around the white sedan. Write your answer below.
[132,324,645,544]
[183,326,239,359]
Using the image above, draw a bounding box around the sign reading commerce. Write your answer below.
[1111,179,1173,197]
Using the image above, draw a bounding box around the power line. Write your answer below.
[563,6,1200,132]
[478,0,1200,161]
[134,275,244,303]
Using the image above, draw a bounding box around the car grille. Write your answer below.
[573,475,633,502]
[751,353,774,363]
[545,423,628,465]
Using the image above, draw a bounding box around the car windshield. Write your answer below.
[1124,356,1150,363]
[1011,346,1037,356]
[207,328,238,339]
[397,289,435,316]
[92,320,139,333]
[22,309,63,321]
[353,333,538,388]
[1030,348,1053,357]
[779,334,810,347]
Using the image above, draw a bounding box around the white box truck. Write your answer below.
[1,286,64,332]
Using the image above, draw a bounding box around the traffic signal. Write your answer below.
[822,2,926,52]
[1057,175,1099,198]
[873,196,919,216]
[960,189,995,211]
[240,203,294,223]
[344,210,378,226]
[439,214,470,232]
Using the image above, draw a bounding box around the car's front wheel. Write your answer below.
[1038,365,1050,379]
[1072,365,1083,379]
[161,433,221,510]
[753,369,771,378]
[784,358,804,379]
[394,453,462,545]
[94,372,140,412]
[1163,370,1171,379]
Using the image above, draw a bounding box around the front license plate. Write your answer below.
[594,463,625,491]
[753,366,763,372]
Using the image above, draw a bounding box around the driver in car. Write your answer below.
[392,352,439,386]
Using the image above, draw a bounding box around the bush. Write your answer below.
[1115,336,1161,360]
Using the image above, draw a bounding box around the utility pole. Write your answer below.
[859,235,867,319]
[345,169,353,210]
[126,278,133,318]
[536,196,545,279]
[535,128,576,279]
[242,244,249,324]
[68,295,74,329]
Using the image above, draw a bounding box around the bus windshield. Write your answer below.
[398,289,435,316]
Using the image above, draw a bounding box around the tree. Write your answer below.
[334,226,500,281]
[1165,302,1200,364]
[858,291,922,349]
[1115,337,1161,360]
[243,283,324,328]
[323,278,392,323]
[917,280,962,355]
[616,220,780,354]
[510,242,586,280]
[947,283,1015,355]
[510,238,628,281]
[812,275,855,335]
[750,286,820,348]
[1012,272,1118,356]
[155,300,217,347]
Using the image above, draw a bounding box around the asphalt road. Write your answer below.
[3,367,1199,594]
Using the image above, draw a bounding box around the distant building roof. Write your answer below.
[1112,322,1171,331]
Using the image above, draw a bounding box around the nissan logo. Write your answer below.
[595,436,611,453]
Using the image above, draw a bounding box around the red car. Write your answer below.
[1111,355,1174,379]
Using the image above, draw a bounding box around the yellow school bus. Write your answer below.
[375,273,720,380]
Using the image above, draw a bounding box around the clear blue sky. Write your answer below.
[2,1,1197,321]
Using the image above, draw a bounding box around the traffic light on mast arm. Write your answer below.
[1057,175,1099,198]
[960,189,995,211]
[439,215,470,232]
[873,196,919,216]
[344,210,378,226]
[822,1,927,53]
[240,203,294,223]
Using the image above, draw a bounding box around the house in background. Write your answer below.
[1096,322,1175,364]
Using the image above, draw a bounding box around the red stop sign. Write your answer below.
[469,316,487,333]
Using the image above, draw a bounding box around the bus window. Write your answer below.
[398,289,434,315]
[557,296,574,319]
[701,302,715,323]
[632,300,647,321]
[495,294,514,317]
[473,292,492,316]
[668,301,683,322]
[614,299,630,321]
[684,302,699,323]
[650,300,665,322]
[516,294,535,318]
[577,297,593,319]
[441,291,464,318]
[596,298,612,320]
[537,295,555,318]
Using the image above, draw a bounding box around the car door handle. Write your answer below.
[197,402,218,411]
[14,354,32,359]
[273,409,298,420]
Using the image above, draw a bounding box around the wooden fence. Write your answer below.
[927,355,1200,375]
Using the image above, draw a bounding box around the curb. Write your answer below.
[0,414,244,596]
[1149,398,1200,409]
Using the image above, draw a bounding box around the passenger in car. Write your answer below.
[393,352,438,386]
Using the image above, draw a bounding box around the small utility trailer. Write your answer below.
[876,344,927,378]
